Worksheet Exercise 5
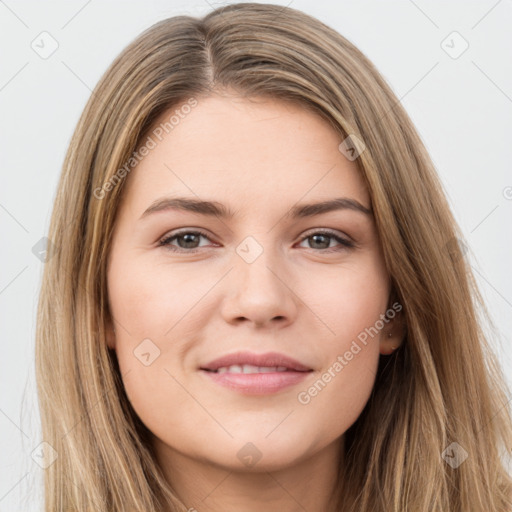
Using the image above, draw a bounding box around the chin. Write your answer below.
[205,433,312,471]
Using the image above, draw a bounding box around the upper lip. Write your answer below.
[200,351,313,372]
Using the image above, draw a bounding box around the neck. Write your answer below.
[153,436,344,512]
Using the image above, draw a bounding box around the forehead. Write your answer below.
[119,93,369,216]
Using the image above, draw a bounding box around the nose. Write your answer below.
[220,246,299,328]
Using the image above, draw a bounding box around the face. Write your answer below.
[106,92,401,473]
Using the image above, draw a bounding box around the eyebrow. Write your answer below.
[139,196,373,220]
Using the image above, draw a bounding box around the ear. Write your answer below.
[379,297,406,356]
[105,316,117,351]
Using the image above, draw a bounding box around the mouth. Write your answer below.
[201,364,309,374]
[199,351,314,395]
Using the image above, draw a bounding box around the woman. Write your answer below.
[35,3,512,511]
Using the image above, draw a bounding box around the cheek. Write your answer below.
[311,255,389,348]
[107,258,200,438]
[106,254,191,389]
[296,254,388,410]
[107,254,202,341]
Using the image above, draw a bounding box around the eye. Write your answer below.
[159,229,213,252]
[158,229,355,253]
[297,230,355,252]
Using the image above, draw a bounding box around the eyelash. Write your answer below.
[158,229,355,253]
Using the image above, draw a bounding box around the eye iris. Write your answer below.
[310,234,330,249]
[179,233,200,248]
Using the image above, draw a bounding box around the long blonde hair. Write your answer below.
[35,3,512,510]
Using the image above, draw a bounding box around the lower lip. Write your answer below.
[200,369,312,395]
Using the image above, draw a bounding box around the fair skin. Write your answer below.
[106,91,403,512]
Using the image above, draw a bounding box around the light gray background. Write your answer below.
[1,0,511,509]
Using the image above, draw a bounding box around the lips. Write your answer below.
[200,351,313,373]
[199,351,314,395]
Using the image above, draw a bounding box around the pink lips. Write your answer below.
[200,351,312,372]
[199,351,313,395]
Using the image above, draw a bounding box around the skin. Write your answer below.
[106,91,404,512]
